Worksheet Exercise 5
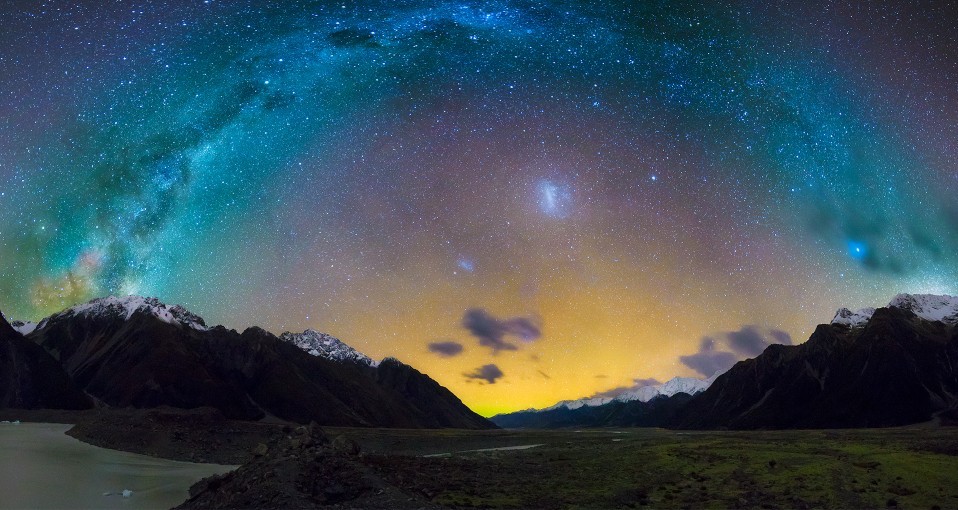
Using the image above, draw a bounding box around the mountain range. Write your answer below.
[0,296,493,429]
[539,374,721,412]
[493,293,958,429]
[675,293,958,429]
[4,292,957,430]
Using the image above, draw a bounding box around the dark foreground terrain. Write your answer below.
[333,426,958,509]
[6,408,958,509]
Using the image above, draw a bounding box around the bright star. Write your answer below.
[847,241,868,261]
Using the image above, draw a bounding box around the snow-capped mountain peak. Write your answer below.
[38,296,208,331]
[540,396,613,412]
[541,374,718,412]
[831,307,876,328]
[279,329,378,367]
[888,293,958,323]
[613,375,715,404]
[831,293,958,328]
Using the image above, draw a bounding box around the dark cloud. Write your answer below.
[726,325,792,357]
[462,308,542,354]
[680,326,794,378]
[680,337,741,378]
[632,377,662,388]
[427,340,464,357]
[768,329,793,346]
[464,364,504,384]
[726,326,772,357]
[587,377,662,399]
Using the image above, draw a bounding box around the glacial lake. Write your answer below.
[0,422,235,510]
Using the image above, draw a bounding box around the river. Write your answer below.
[0,422,236,510]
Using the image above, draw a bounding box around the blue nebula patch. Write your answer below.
[457,258,476,273]
[847,240,868,261]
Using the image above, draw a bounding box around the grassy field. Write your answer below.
[326,426,958,509]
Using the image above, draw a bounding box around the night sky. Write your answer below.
[1,1,956,416]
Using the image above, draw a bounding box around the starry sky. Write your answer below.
[1,0,957,416]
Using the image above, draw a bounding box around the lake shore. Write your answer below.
[0,421,235,510]
[0,407,286,465]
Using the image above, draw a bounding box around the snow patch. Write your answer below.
[832,293,958,328]
[41,296,209,331]
[889,293,958,324]
[9,320,38,336]
[279,329,378,367]
[831,307,876,327]
[541,373,719,412]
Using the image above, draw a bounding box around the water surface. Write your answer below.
[0,422,235,510]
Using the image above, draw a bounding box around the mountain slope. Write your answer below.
[0,310,92,410]
[675,295,958,429]
[22,296,494,429]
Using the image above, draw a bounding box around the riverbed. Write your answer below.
[0,422,235,510]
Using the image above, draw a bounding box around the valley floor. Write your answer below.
[4,408,958,509]
[331,426,958,509]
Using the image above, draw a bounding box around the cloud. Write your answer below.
[680,326,794,377]
[768,329,793,346]
[680,338,740,378]
[631,377,662,388]
[464,364,504,384]
[726,325,791,357]
[586,377,663,399]
[427,340,464,357]
[462,308,542,354]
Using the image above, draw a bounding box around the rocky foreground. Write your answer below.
[0,407,443,509]
[176,422,441,510]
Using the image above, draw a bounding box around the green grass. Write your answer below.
[326,426,958,509]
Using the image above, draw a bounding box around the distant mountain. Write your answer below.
[541,375,720,412]
[0,310,92,410]
[675,294,958,429]
[491,393,695,428]
[279,329,378,367]
[491,375,717,428]
[16,296,494,429]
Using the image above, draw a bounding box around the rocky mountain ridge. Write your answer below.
[2,296,493,429]
[496,293,958,429]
